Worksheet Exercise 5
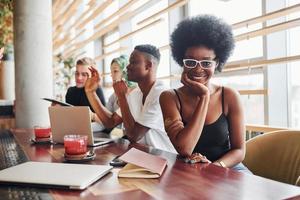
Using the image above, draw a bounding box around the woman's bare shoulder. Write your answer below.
[161,87,186,99]
[223,86,243,114]
[223,86,240,99]
[160,89,176,101]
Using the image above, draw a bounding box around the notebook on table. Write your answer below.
[118,148,167,179]
[49,106,115,146]
[0,161,112,190]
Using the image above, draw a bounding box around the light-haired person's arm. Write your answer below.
[85,67,122,128]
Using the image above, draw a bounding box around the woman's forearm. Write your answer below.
[213,148,245,168]
[173,95,210,156]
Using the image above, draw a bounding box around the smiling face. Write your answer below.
[110,62,122,82]
[183,46,217,85]
[75,64,91,88]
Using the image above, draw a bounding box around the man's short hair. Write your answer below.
[76,57,96,67]
[134,44,161,65]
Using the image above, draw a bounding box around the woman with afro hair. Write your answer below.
[160,15,251,173]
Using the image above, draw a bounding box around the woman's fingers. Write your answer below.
[184,74,200,87]
[184,153,211,164]
[200,156,211,163]
[182,73,198,88]
[181,73,190,86]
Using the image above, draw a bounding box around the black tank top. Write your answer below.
[174,87,230,161]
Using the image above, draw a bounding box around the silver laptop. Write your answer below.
[0,161,112,190]
[49,106,115,146]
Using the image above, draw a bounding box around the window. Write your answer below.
[213,73,264,124]
[287,0,300,128]
[287,26,300,129]
[131,1,170,78]
[288,25,300,127]
[189,0,263,62]
[99,0,119,24]
[103,31,120,85]
[289,64,300,128]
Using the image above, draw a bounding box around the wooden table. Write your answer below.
[10,129,300,200]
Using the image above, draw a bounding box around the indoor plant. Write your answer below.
[0,0,13,60]
[0,0,14,100]
[53,53,76,100]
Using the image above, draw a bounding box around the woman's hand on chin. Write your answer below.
[181,72,209,97]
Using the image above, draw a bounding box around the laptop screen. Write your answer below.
[49,106,94,145]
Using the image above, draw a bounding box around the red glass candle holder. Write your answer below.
[64,135,88,155]
[34,126,51,138]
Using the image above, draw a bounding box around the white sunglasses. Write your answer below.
[183,59,217,69]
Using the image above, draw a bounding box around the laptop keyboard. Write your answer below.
[0,186,53,200]
[0,130,28,170]
[0,130,53,200]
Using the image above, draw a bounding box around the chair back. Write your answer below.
[243,130,300,185]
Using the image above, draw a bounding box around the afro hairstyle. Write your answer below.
[170,15,235,72]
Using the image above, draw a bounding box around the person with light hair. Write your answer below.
[106,55,136,114]
[65,57,106,122]
[66,57,106,111]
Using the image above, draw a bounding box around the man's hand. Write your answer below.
[181,72,209,97]
[85,66,101,93]
[113,80,128,98]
